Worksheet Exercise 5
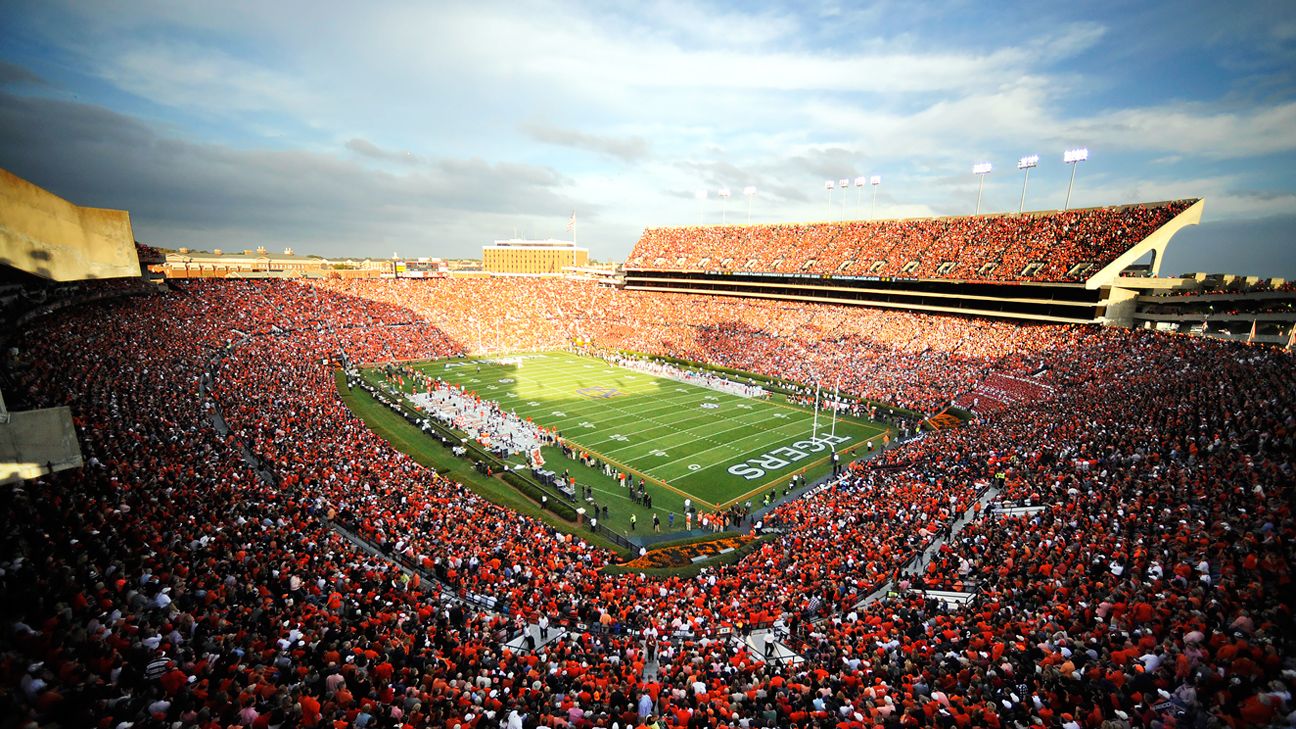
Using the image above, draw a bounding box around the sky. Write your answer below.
[1,0,1294,276]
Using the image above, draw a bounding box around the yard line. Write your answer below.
[590,404,793,456]
[665,421,888,500]
[566,394,755,444]
[561,390,779,452]
[649,414,824,476]
[538,388,714,428]
[403,352,891,507]
[425,355,837,466]
[485,369,746,427]
[431,356,774,430]
[425,356,767,448]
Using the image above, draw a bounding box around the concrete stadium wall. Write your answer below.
[1097,286,1141,327]
[1085,199,1204,289]
[0,406,83,484]
[0,167,141,280]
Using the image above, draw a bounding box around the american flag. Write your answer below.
[566,212,576,232]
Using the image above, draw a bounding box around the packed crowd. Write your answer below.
[627,200,1196,283]
[312,277,1086,413]
[2,275,1292,729]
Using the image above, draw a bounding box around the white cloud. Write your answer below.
[520,122,650,162]
[1071,101,1296,158]
[3,0,1294,273]
[100,42,317,115]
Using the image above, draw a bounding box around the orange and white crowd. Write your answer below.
[626,201,1195,283]
[1,275,1291,729]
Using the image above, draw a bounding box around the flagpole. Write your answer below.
[811,381,821,441]
[831,378,839,439]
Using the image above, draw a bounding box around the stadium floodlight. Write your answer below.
[1063,147,1089,163]
[870,175,882,218]
[825,180,835,218]
[743,186,757,224]
[838,179,850,220]
[718,187,731,224]
[972,162,993,215]
[854,176,867,216]
[1017,155,1039,214]
[1063,148,1088,210]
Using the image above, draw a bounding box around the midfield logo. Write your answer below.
[576,385,622,399]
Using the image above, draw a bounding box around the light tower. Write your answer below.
[870,175,881,218]
[743,186,757,224]
[824,180,835,219]
[1017,154,1039,214]
[718,187,731,225]
[838,179,849,220]
[972,162,993,214]
[854,176,866,216]
[1063,148,1088,210]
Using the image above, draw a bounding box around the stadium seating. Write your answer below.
[626,200,1197,283]
[2,276,1291,729]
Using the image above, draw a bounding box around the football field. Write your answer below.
[401,351,888,509]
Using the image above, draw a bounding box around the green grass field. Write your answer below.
[375,351,888,512]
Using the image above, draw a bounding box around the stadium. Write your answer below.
[2,5,1295,729]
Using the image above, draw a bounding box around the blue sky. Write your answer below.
[1,0,1294,275]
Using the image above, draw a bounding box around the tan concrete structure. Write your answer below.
[0,167,141,280]
[0,405,83,485]
[156,249,404,278]
[483,239,588,275]
[161,247,332,277]
[1085,199,1205,288]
